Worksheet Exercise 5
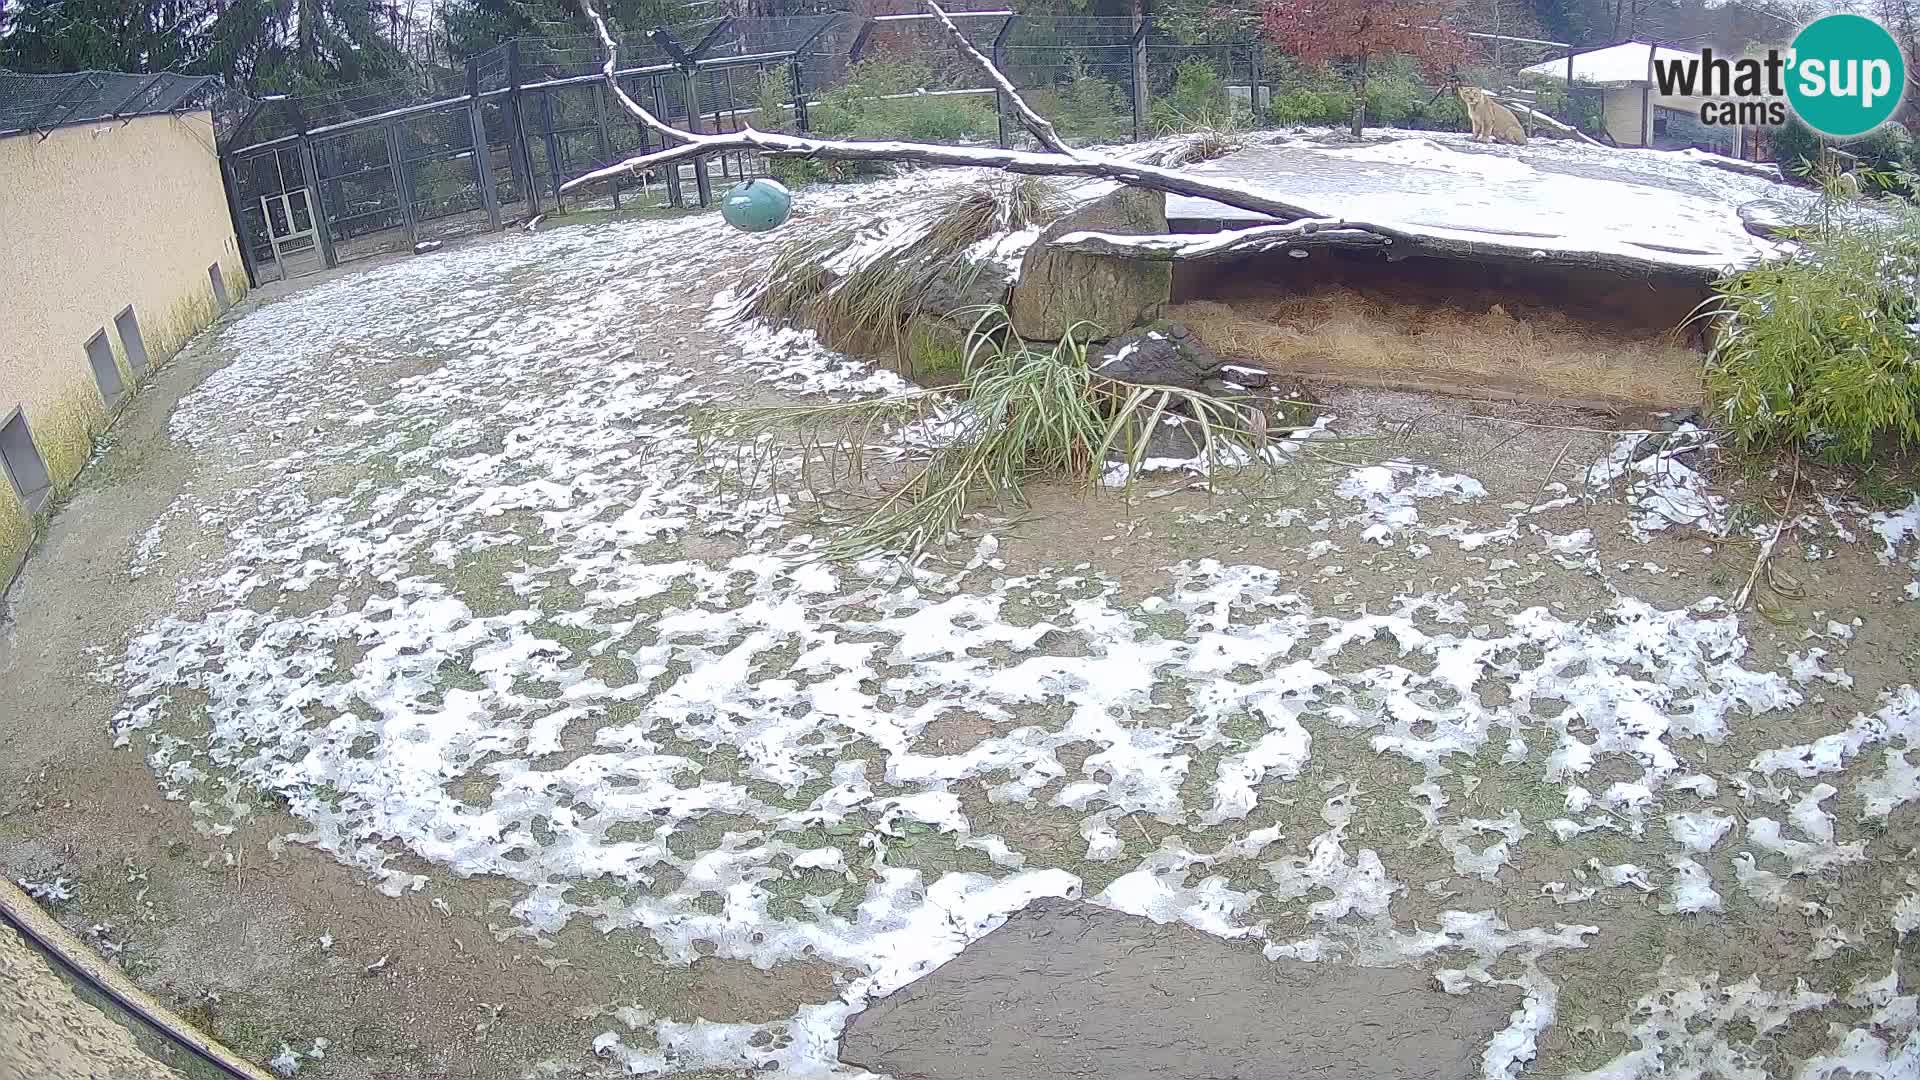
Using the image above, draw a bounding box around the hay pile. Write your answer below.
[1169,290,1704,408]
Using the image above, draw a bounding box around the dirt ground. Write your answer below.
[4,171,1920,1080]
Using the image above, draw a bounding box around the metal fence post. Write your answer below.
[466,58,502,231]
[782,14,843,134]
[217,153,261,288]
[505,40,540,216]
[789,57,810,132]
[383,122,419,248]
[993,15,1018,149]
[593,82,619,209]
[653,78,685,207]
[539,90,565,208]
[1248,43,1263,119]
[651,28,709,206]
[1131,17,1151,143]
[684,69,711,207]
[295,134,338,268]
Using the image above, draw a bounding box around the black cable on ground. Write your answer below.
[0,876,279,1080]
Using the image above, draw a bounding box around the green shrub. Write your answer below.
[1847,121,1913,193]
[1772,118,1910,195]
[1849,121,1912,170]
[1411,90,1468,131]
[1025,57,1129,144]
[1362,67,1424,127]
[1772,117,1825,177]
[1523,75,1604,136]
[1363,57,1468,132]
[752,70,788,133]
[812,56,997,143]
[1262,55,1464,132]
[1150,59,1232,132]
[767,156,891,187]
[1267,86,1353,126]
[1707,209,1920,460]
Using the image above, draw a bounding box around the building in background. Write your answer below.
[0,71,247,586]
[1521,41,1754,154]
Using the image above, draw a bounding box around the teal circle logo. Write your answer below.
[1787,14,1906,138]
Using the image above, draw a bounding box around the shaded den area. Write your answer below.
[1167,245,1714,410]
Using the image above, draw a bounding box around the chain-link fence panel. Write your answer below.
[206,12,1631,282]
[0,70,216,138]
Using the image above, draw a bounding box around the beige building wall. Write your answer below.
[0,109,245,584]
[1602,87,1651,147]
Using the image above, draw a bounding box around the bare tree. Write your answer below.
[566,0,1326,219]
[563,0,1725,278]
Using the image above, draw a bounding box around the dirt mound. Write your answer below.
[841,898,1519,1080]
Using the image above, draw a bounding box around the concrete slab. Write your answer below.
[840,898,1521,1080]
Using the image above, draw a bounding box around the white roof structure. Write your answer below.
[1521,42,1698,87]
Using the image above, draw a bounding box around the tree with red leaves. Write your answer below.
[1261,0,1468,138]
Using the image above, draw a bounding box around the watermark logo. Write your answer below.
[1786,14,1904,137]
[1649,14,1906,138]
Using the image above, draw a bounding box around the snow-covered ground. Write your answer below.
[1169,128,1808,273]
[97,167,1920,1079]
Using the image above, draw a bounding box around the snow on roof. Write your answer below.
[1165,129,1807,275]
[1520,42,1699,86]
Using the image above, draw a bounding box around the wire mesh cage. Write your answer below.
[205,9,1615,284]
[0,70,217,138]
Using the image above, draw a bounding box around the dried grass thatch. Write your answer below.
[1170,290,1705,408]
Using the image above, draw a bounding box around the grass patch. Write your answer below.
[710,311,1277,558]
[743,178,1064,360]
[812,57,998,143]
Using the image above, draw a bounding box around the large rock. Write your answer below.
[1737,198,1804,239]
[841,898,1519,1080]
[1092,322,1224,390]
[1010,188,1171,340]
[917,257,1014,320]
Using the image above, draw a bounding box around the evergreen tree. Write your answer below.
[0,0,208,73]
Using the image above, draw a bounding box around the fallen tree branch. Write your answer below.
[924,0,1079,158]
[1672,148,1785,183]
[563,127,1332,220]
[1051,222,1727,280]
[572,0,1755,283]
[581,0,689,151]
[1051,219,1372,259]
[1496,99,1604,147]
[568,0,1327,221]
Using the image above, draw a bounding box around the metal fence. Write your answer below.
[0,70,218,139]
[215,13,1581,283]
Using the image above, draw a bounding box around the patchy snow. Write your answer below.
[1584,426,1727,541]
[98,184,1920,1080]
[964,225,1041,281]
[1335,460,1487,545]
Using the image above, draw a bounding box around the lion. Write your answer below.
[1458,86,1527,146]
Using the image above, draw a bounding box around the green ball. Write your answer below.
[721,178,793,233]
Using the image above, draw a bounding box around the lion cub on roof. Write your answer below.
[1457,86,1527,146]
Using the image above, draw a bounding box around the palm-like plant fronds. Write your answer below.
[708,310,1296,560]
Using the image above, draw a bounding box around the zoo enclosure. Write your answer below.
[216,12,1582,283]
